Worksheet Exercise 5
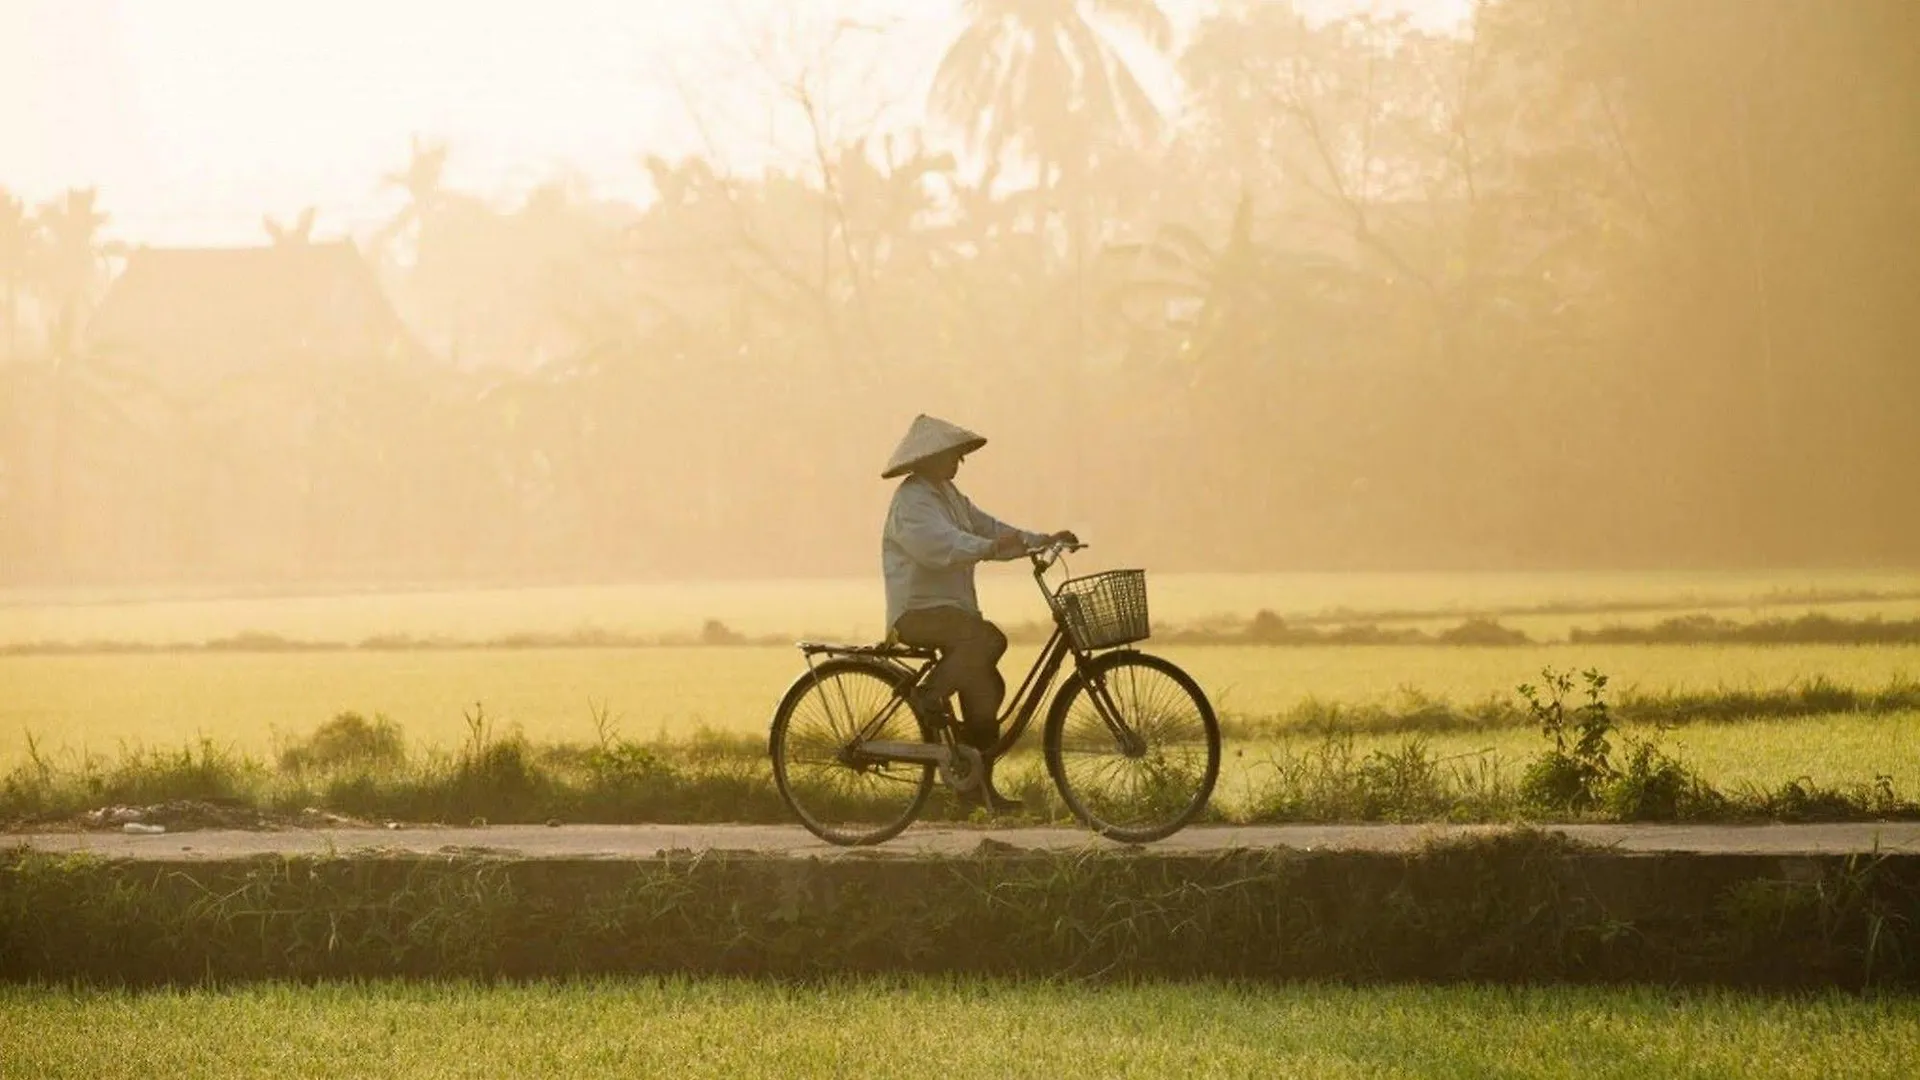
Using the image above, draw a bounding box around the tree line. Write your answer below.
[2,0,1916,588]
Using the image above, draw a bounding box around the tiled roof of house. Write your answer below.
[87,241,411,368]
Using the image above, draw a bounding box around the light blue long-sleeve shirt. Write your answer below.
[883,475,1046,631]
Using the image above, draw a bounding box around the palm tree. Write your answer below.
[1103,190,1381,382]
[0,189,35,362]
[378,136,449,261]
[931,1,1171,487]
[929,0,1172,188]
[833,135,956,259]
[1104,191,1261,363]
[36,188,109,332]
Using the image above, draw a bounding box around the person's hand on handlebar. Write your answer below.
[991,530,1080,560]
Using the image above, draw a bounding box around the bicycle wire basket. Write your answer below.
[1052,569,1150,651]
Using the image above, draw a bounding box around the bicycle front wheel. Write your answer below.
[1044,651,1221,843]
[770,658,935,846]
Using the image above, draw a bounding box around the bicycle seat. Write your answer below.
[798,640,938,660]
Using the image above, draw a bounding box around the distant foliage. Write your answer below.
[1160,612,1531,646]
[1573,615,1920,646]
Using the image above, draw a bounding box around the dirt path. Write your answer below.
[10,821,1920,861]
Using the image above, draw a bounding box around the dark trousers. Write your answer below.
[893,606,1008,753]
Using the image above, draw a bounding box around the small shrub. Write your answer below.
[1603,735,1715,821]
[1517,668,1720,820]
[1518,668,1615,812]
[278,713,407,774]
[579,700,676,786]
[1520,752,1595,813]
[589,742,676,785]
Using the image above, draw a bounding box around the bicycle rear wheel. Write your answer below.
[770,658,935,846]
[1043,651,1220,842]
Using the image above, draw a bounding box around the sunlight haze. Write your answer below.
[4,0,1468,245]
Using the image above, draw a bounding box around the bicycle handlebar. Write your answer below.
[1026,539,1086,574]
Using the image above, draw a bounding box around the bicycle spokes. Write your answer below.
[1081,671,1148,755]
[1050,655,1218,836]
[782,670,928,795]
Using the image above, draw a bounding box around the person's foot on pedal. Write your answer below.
[971,759,1024,814]
[908,686,952,735]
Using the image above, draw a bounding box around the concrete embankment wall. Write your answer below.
[4,831,1916,986]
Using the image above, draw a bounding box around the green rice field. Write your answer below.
[6,642,1920,790]
[4,572,1920,797]
[1220,707,1920,798]
[2,979,1916,1079]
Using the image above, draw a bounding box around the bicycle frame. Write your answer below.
[807,542,1141,761]
[985,625,1074,749]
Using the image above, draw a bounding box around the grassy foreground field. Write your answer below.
[3,980,1917,1079]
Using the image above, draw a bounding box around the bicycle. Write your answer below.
[768,540,1221,846]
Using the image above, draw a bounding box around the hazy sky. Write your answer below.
[2,0,1469,247]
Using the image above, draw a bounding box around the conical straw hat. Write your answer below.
[881,414,988,478]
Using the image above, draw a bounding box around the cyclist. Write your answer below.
[879,414,1077,812]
